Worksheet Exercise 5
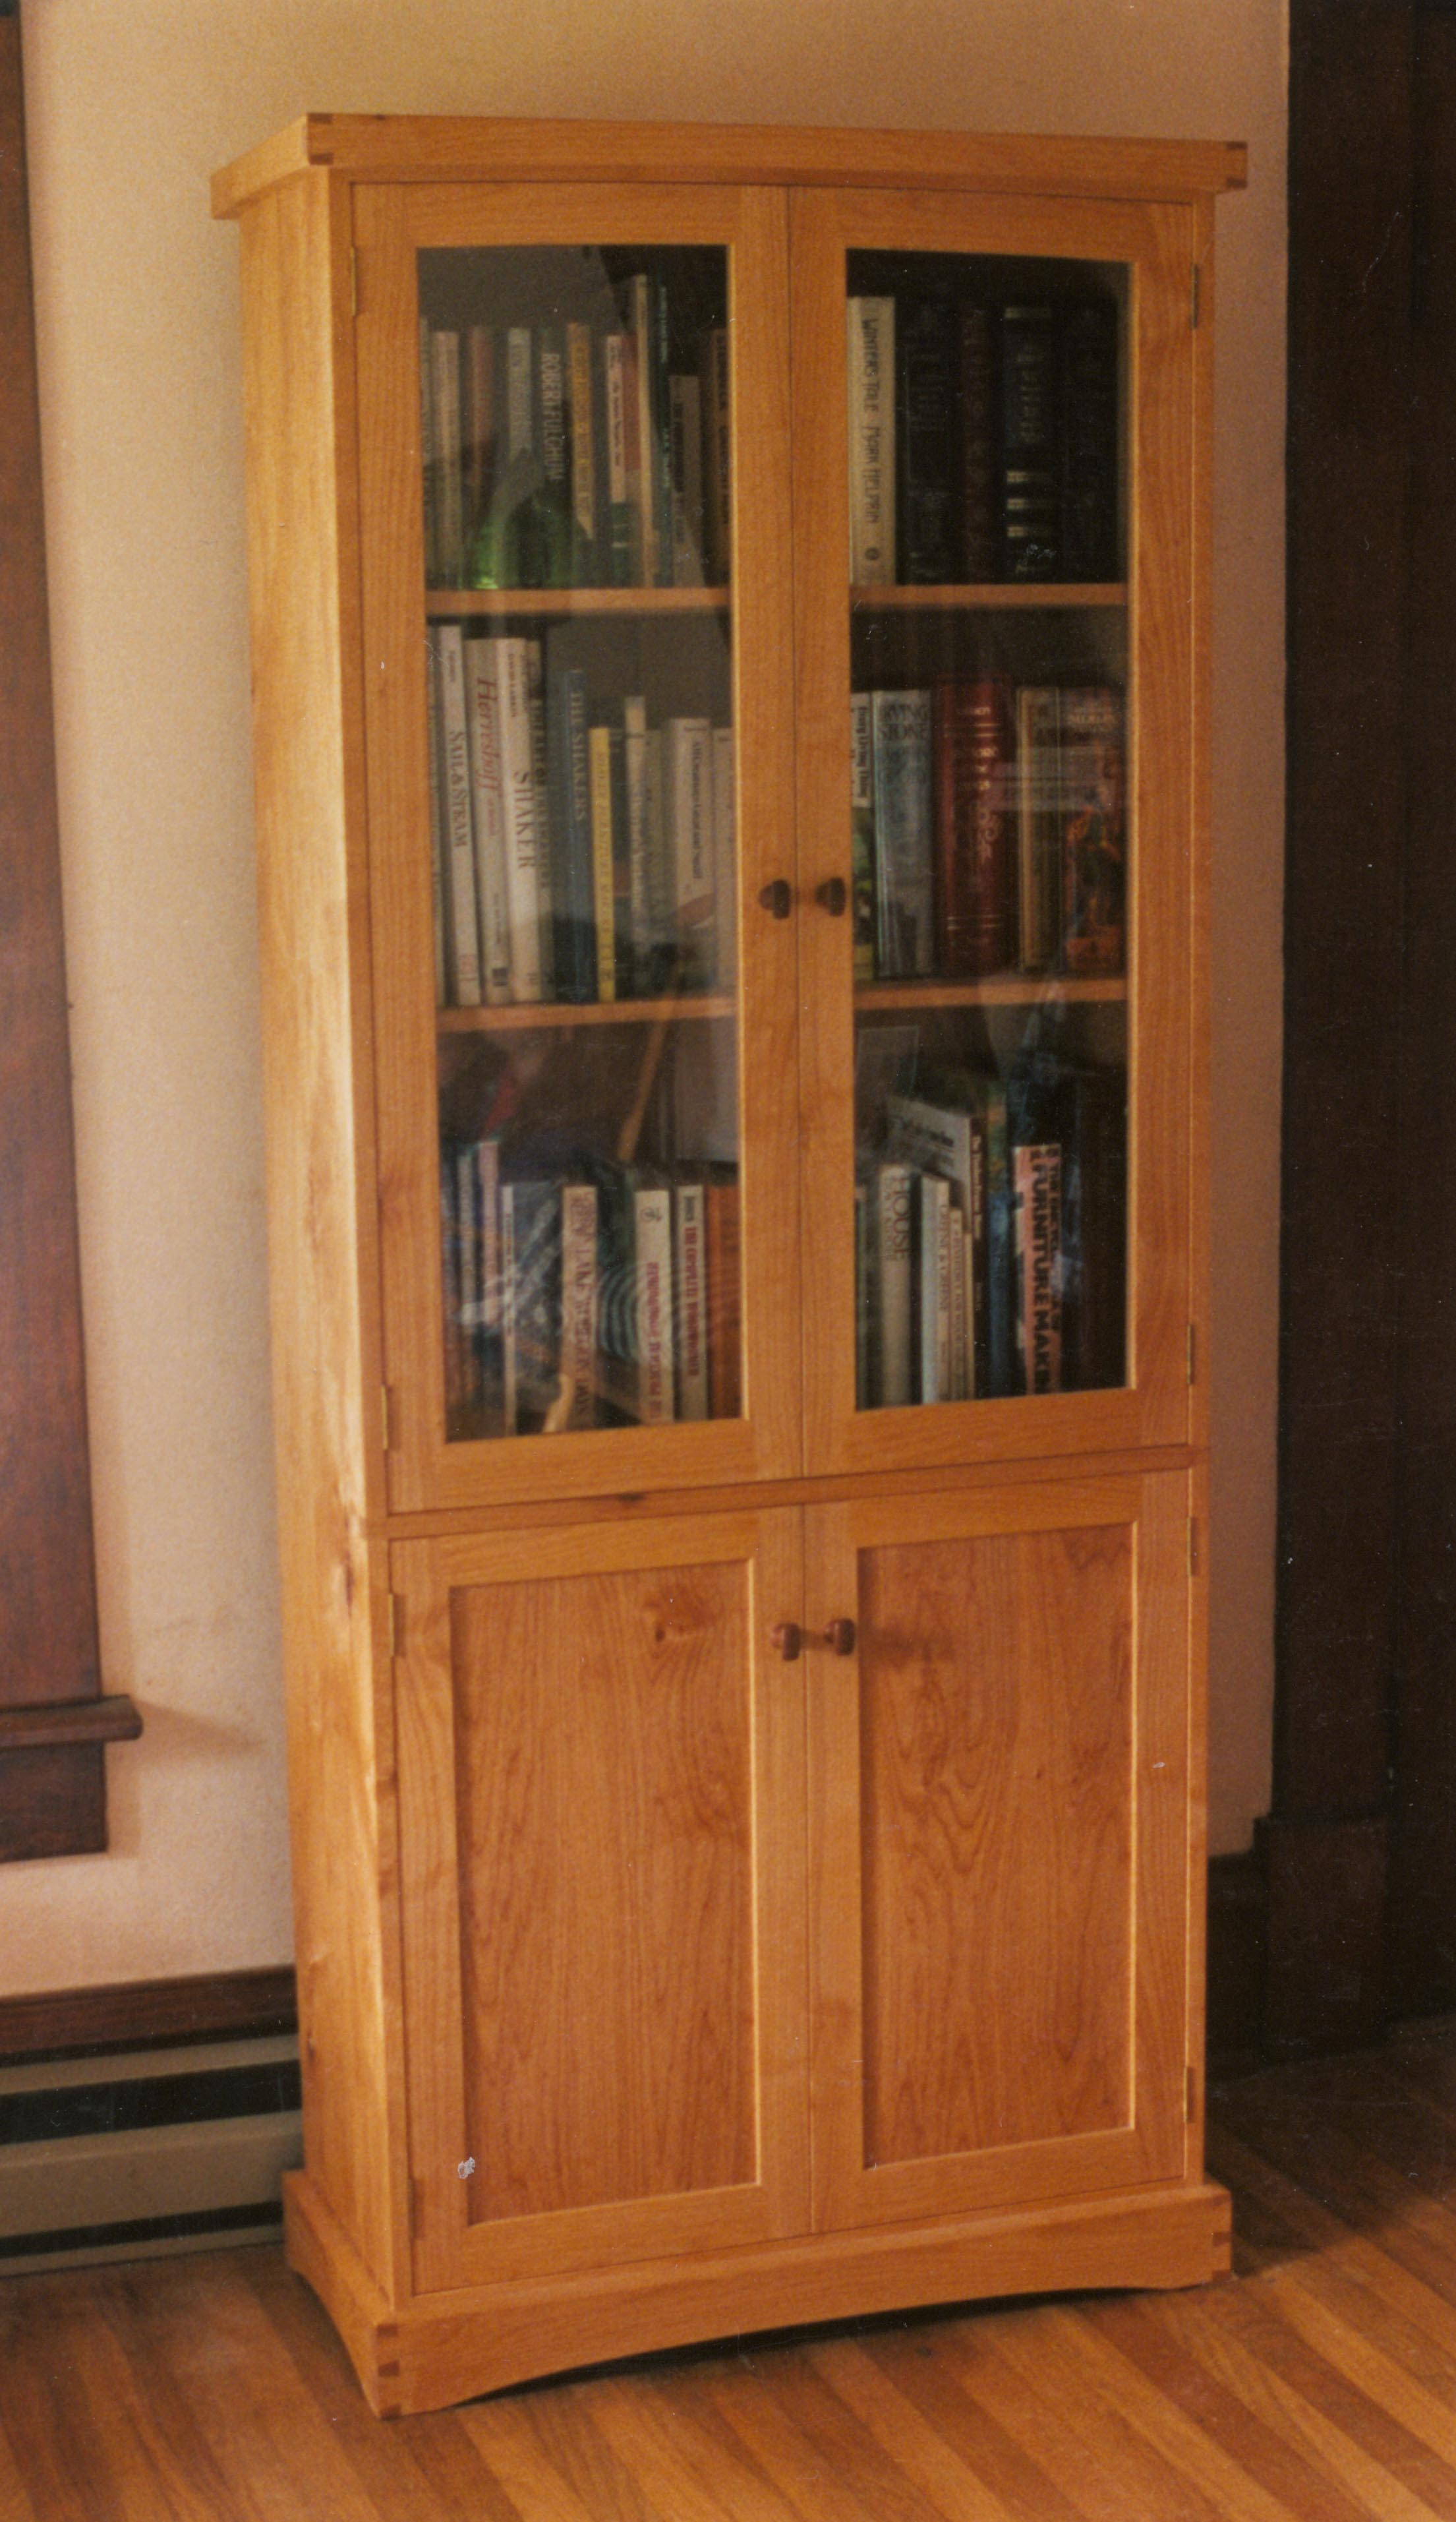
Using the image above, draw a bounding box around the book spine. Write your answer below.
[653,277,676,589]
[701,327,731,584]
[463,325,496,573]
[440,1154,464,1431]
[436,624,481,1006]
[711,726,736,990]
[566,319,598,586]
[455,1141,482,1419]
[604,331,639,586]
[497,638,542,1000]
[876,1164,914,1407]
[560,1183,599,1429]
[1000,303,1061,581]
[643,726,672,982]
[977,1076,1012,1397]
[897,296,956,584]
[917,1172,950,1404]
[674,1182,709,1421]
[475,1137,501,1340]
[587,723,618,1004]
[628,276,658,587]
[499,1183,519,1434]
[425,628,448,1006]
[666,717,715,987]
[962,676,1016,975]
[669,372,705,586]
[463,637,511,1006]
[1014,685,1063,973]
[705,1178,742,1418]
[503,325,535,588]
[547,667,596,1002]
[430,328,463,584]
[957,302,997,582]
[419,318,439,586]
[855,1177,873,1406]
[511,1180,563,1429]
[850,691,877,983]
[1061,298,1119,582]
[1059,686,1126,975]
[1013,1143,1063,1393]
[634,1185,675,1422]
[624,697,654,994]
[871,690,933,978]
[535,327,571,589]
[948,1204,969,1400]
[847,297,896,585]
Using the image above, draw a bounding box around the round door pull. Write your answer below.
[771,1620,803,1662]
[757,879,793,920]
[823,1617,857,1656]
[815,876,848,916]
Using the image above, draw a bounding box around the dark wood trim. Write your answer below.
[0,1696,142,1753]
[0,1968,299,2065]
[0,2,114,1863]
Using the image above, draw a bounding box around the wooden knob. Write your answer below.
[757,879,793,920]
[815,876,848,916]
[771,1621,803,1662]
[823,1617,857,1656]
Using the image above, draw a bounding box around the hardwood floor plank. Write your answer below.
[1256,2264,1456,2467]
[587,2374,799,2522]
[858,2323,1102,2522]
[0,2277,138,2521]
[705,2357,917,2522]
[805,2336,1022,2521]
[459,2392,654,2522]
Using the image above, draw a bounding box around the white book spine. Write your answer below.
[712,726,736,989]
[877,1163,914,1408]
[674,1183,709,1422]
[666,717,714,983]
[634,1186,675,1423]
[560,1184,599,1431]
[917,1173,949,1405]
[431,329,463,583]
[462,638,511,1006]
[500,1184,519,1435]
[935,1182,954,1400]
[643,727,670,968]
[499,638,542,1001]
[847,297,896,585]
[624,696,652,983]
[525,640,552,996]
[669,372,704,585]
[425,631,448,1006]
[436,625,480,1007]
[948,1205,969,1401]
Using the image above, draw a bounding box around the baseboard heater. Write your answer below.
[0,2033,301,2273]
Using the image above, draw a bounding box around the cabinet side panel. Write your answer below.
[236,176,402,2298]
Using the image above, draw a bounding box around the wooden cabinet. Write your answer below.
[214,114,1242,2414]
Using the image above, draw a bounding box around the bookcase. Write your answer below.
[213,115,1244,2415]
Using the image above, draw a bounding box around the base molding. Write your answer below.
[283,2168,1233,2417]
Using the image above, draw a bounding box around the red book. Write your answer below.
[705,1176,742,1419]
[933,675,1014,976]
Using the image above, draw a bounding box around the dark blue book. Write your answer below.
[546,667,596,1002]
[896,295,957,584]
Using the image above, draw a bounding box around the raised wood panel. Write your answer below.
[858,1519,1134,2165]
[393,1509,811,2292]
[452,1556,757,2221]
[806,1474,1191,2232]
[353,181,801,1515]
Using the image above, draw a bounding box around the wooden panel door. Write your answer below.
[791,186,1200,1479]
[392,1509,809,2292]
[353,180,802,1513]
[805,1473,1194,2231]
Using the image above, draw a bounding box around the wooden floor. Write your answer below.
[5,2027,1456,2518]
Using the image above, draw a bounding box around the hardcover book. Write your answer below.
[870,689,933,978]
[848,296,896,585]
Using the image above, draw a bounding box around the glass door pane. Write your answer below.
[419,243,743,1443]
[844,248,1130,1413]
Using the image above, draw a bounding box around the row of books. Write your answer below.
[852,680,1124,983]
[428,624,735,1008]
[848,291,1119,586]
[857,1055,1125,1406]
[442,1146,742,1435]
[421,297,730,591]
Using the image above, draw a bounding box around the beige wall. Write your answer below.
[2,0,1285,1992]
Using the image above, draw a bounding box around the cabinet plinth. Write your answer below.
[216,112,1239,2411]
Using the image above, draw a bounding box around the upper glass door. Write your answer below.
[792,187,1197,1476]
[355,184,800,1512]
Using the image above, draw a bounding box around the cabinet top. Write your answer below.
[211,113,1247,221]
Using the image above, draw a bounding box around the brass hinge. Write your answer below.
[1187,1323,1197,1386]
[1188,1518,1200,1578]
[1186,2062,1198,2121]
[1190,264,1202,329]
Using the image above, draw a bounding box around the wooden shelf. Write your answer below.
[426,586,731,618]
[852,583,1125,611]
[857,975,1126,1011]
[439,993,735,1033]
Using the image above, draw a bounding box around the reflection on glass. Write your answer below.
[847,249,1130,1410]
[419,244,740,1441]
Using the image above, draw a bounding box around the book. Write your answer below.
[623,696,654,997]
[917,1171,952,1403]
[651,278,676,590]
[546,665,596,1002]
[604,330,639,586]
[532,324,571,589]
[897,295,957,584]
[1057,1063,1126,1391]
[854,1176,873,1406]
[669,371,705,585]
[1061,298,1120,582]
[463,325,496,570]
[565,318,600,585]
[1000,302,1061,580]
[558,1182,599,1430]
[875,1162,915,1406]
[666,716,715,986]
[436,623,481,1006]
[674,1180,709,1420]
[848,296,896,584]
[948,1203,970,1400]
[587,722,620,1003]
[850,692,877,982]
[701,326,731,584]
[956,302,998,582]
[634,1180,675,1421]
[1012,1142,1063,1393]
[498,638,543,1001]
[504,1178,563,1432]
[424,628,448,1006]
[430,328,464,584]
[1014,686,1065,974]
[462,638,511,1006]
[625,276,659,587]
[870,689,933,978]
[886,1087,985,1399]
[705,1175,741,1418]
[1059,687,1126,975]
[525,640,553,997]
[711,726,736,990]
